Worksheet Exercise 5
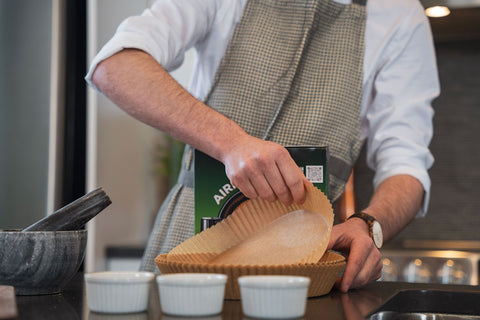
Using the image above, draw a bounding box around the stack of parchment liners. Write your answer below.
[155,184,346,300]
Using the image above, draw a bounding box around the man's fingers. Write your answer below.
[275,157,307,205]
[340,242,382,292]
[260,160,293,205]
[227,169,258,199]
[339,248,368,292]
[250,175,278,202]
[358,249,383,283]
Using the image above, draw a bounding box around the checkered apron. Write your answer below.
[140,0,367,271]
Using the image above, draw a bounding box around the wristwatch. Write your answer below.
[347,212,383,249]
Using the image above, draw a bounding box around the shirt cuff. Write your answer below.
[85,32,173,92]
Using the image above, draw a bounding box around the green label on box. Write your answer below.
[194,146,328,234]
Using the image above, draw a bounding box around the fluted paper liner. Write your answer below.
[168,184,334,264]
[156,185,344,299]
[155,251,346,300]
[209,209,329,265]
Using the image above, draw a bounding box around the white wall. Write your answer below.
[86,0,194,271]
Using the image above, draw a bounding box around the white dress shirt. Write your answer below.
[86,0,440,216]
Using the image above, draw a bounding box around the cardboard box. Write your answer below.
[194,146,328,233]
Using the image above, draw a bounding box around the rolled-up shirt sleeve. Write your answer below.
[364,4,440,217]
[85,0,218,91]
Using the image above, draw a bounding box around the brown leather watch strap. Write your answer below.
[347,212,375,238]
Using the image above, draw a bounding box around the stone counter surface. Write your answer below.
[12,272,480,320]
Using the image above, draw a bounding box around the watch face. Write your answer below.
[372,221,383,249]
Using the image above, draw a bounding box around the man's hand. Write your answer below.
[326,175,425,292]
[327,218,383,292]
[221,135,310,206]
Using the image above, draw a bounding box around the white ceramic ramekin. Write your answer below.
[238,275,311,319]
[85,271,155,314]
[87,310,148,320]
[156,273,227,317]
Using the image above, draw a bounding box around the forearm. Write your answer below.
[360,174,424,242]
[91,48,308,205]
[91,48,245,162]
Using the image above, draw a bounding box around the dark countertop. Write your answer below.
[13,272,480,320]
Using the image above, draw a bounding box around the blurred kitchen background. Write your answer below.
[1,0,479,285]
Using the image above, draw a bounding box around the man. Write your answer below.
[86,0,439,292]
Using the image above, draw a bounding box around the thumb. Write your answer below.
[303,176,313,186]
[327,226,340,251]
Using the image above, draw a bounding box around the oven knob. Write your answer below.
[381,258,398,281]
[437,259,468,284]
[403,259,432,283]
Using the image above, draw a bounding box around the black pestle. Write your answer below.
[23,188,112,231]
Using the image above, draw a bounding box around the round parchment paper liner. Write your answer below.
[155,251,346,300]
[167,184,334,265]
